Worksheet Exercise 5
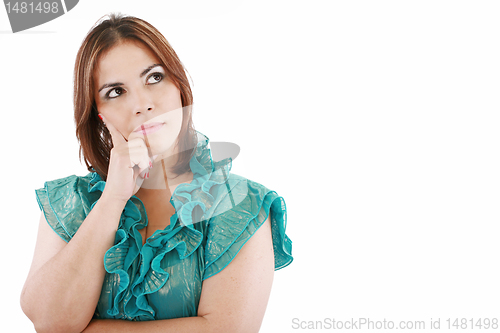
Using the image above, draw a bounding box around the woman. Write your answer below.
[20,13,293,333]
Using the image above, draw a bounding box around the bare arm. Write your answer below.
[20,114,152,333]
[20,195,126,333]
[82,215,275,333]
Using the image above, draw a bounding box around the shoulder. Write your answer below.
[227,173,269,188]
[35,172,101,215]
[206,172,275,219]
[35,172,102,242]
[203,172,293,279]
[224,173,283,216]
[36,173,97,196]
[225,173,273,198]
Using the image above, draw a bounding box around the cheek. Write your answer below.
[174,109,183,128]
[99,105,130,135]
[154,84,182,109]
[153,104,184,127]
[98,100,127,120]
[98,106,117,123]
[167,108,184,131]
[94,99,103,113]
[161,110,183,139]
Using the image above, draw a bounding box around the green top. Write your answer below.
[35,131,293,321]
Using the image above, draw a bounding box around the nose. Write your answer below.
[132,88,154,115]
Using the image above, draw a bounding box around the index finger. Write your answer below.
[99,114,127,146]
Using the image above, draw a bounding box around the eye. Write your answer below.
[147,72,164,84]
[106,87,124,99]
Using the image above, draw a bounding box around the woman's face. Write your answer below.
[93,39,183,157]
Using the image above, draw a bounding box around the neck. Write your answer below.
[136,147,193,192]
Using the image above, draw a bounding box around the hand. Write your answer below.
[99,114,153,203]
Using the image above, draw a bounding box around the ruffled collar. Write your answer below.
[89,130,237,320]
[86,130,235,233]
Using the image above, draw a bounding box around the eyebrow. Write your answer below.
[97,63,164,93]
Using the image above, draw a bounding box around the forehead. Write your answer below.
[94,40,161,83]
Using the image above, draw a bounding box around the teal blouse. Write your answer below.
[34,131,293,321]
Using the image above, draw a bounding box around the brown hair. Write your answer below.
[74,13,196,181]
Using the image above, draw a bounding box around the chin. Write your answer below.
[149,131,180,156]
[151,142,176,157]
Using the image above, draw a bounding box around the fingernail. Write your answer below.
[98,114,103,121]
[149,161,153,168]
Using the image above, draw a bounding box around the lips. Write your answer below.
[134,122,164,135]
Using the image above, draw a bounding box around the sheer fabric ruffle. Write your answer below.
[35,131,293,320]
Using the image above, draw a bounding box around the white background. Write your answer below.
[1,1,499,332]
